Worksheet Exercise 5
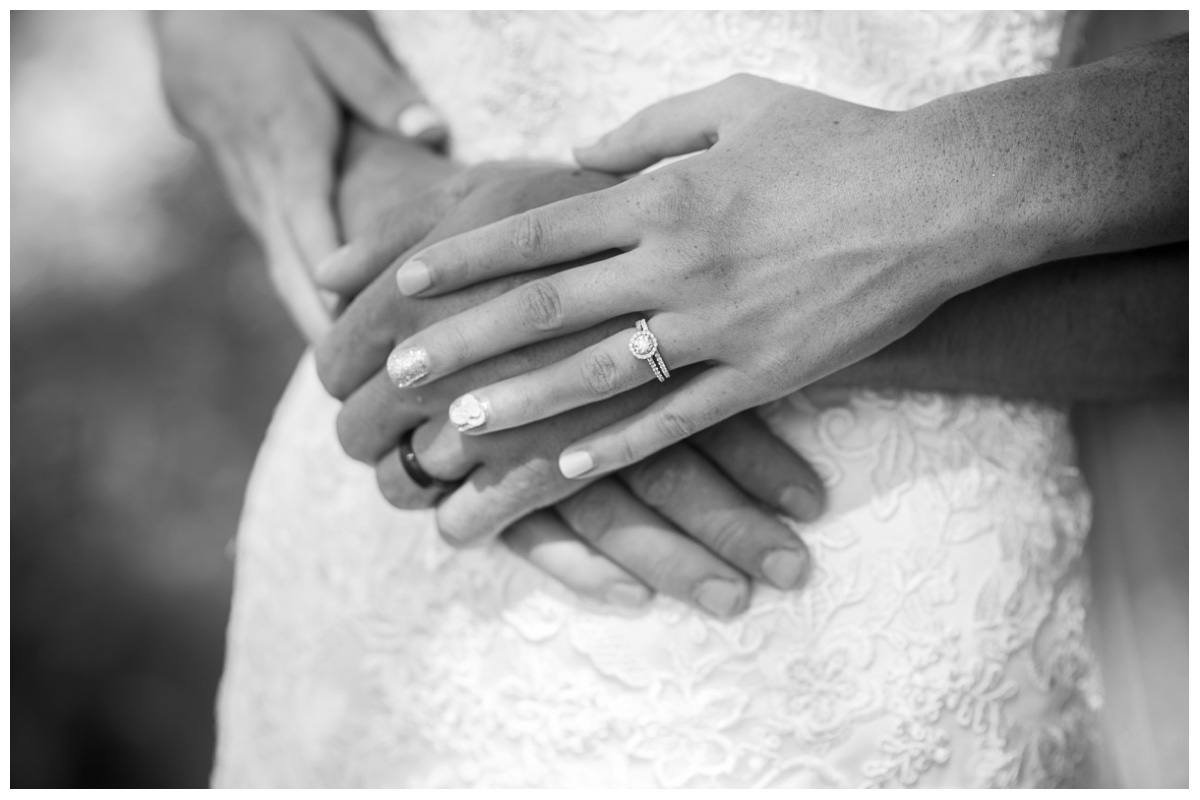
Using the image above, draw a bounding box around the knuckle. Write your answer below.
[702,513,749,557]
[612,433,640,470]
[439,321,473,365]
[627,451,694,508]
[561,485,617,543]
[503,460,553,501]
[515,280,564,333]
[582,348,621,397]
[648,170,698,226]
[510,211,548,261]
[653,409,700,443]
[643,553,694,595]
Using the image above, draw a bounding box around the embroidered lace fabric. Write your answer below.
[212,11,1100,788]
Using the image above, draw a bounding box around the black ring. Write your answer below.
[398,428,458,492]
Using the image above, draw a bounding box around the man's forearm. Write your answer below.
[821,243,1187,401]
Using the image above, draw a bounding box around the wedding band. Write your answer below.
[398,429,458,492]
[629,319,670,383]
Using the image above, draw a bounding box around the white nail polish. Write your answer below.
[386,347,429,388]
[395,259,432,296]
[396,103,446,140]
[558,450,594,479]
[449,394,489,432]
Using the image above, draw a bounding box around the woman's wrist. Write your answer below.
[932,34,1187,276]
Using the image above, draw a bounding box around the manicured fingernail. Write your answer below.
[395,259,432,296]
[606,581,650,608]
[693,578,745,618]
[386,346,429,388]
[396,103,447,140]
[781,484,823,522]
[761,548,807,590]
[558,450,594,479]
[314,243,353,286]
[449,393,489,433]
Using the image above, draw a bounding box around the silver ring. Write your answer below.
[629,319,670,383]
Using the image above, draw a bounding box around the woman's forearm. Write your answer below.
[943,34,1187,272]
[820,243,1187,401]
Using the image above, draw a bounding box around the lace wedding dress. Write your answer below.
[213,11,1101,788]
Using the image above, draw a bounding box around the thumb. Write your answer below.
[260,212,335,345]
[573,86,727,174]
[301,16,448,146]
[574,74,777,174]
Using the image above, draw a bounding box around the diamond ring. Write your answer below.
[629,319,670,383]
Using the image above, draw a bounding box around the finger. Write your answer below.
[278,150,341,270]
[574,74,782,173]
[619,444,809,591]
[373,418,476,511]
[446,313,703,435]
[555,478,750,618]
[336,371,429,464]
[301,16,448,143]
[210,147,264,233]
[259,202,335,344]
[313,183,450,294]
[691,412,826,523]
[385,256,645,389]
[501,506,651,609]
[392,187,639,298]
[558,366,752,480]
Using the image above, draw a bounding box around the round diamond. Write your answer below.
[630,331,656,359]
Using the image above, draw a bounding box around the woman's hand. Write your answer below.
[321,157,824,616]
[380,75,1009,479]
[152,11,447,341]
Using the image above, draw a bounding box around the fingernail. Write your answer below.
[606,581,651,608]
[781,484,823,522]
[693,578,745,618]
[386,347,429,388]
[761,548,807,590]
[558,450,595,479]
[395,259,432,296]
[314,243,353,286]
[397,103,447,141]
[449,393,489,433]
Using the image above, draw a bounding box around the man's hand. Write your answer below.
[320,153,824,616]
[152,11,449,341]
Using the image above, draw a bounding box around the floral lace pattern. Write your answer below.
[213,12,1099,788]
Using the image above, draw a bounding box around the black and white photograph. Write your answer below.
[10,8,1189,789]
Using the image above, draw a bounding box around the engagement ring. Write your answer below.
[629,319,670,382]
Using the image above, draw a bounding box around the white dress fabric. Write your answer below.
[213,11,1101,789]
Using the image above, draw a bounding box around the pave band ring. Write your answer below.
[398,428,459,492]
[629,319,670,383]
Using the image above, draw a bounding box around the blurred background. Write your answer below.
[11,11,302,786]
[9,9,1187,789]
